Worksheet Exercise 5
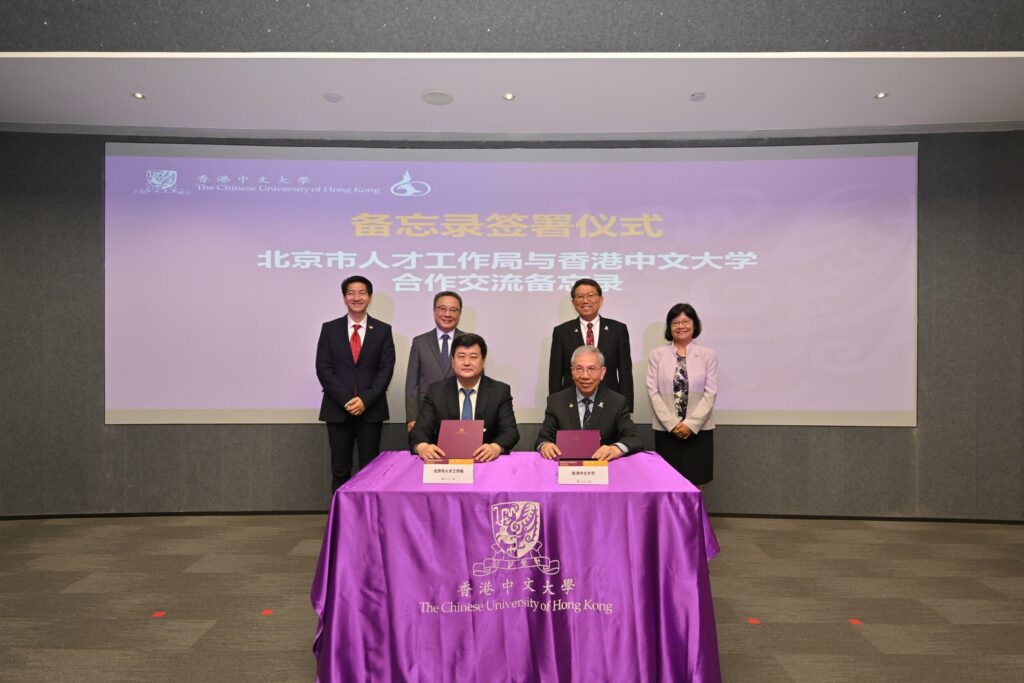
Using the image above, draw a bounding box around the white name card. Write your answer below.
[557,461,609,485]
[423,459,474,484]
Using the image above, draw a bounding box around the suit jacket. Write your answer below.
[548,316,634,411]
[535,385,643,455]
[409,375,520,453]
[316,315,396,423]
[404,327,463,421]
[646,342,717,434]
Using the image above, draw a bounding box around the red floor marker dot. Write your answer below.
[261,609,274,616]
[746,617,760,624]
[848,618,863,625]
[151,611,166,618]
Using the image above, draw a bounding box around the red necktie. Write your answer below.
[586,322,594,346]
[350,323,362,363]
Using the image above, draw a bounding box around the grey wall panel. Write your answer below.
[267,425,330,510]
[125,425,186,512]
[704,426,811,515]
[972,135,1024,520]
[915,136,982,518]
[1,131,1023,520]
[3,1,1022,52]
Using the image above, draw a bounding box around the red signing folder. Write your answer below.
[556,429,600,460]
[438,420,484,459]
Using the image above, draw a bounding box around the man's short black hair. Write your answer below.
[433,290,463,308]
[570,278,603,299]
[664,303,703,341]
[341,275,373,296]
[451,333,487,359]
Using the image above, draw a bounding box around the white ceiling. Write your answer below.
[1,52,1023,140]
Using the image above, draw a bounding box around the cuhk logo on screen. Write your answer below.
[133,169,190,195]
[389,170,431,197]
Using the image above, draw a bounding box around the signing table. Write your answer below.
[311,451,721,682]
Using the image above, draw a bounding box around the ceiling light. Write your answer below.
[874,92,889,99]
[322,92,342,103]
[502,92,515,101]
[421,89,455,106]
[131,92,146,100]
[690,92,706,102]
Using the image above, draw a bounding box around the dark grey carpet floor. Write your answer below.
[0,514,1021,682]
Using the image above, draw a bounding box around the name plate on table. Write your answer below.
[423,459,475,484]
[557,460,609,485]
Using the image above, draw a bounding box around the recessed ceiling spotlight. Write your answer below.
[874,92,889,99]
[131,92,146,100]
[502,92,515,101]
[322,92,342,103]
[421,89,455,106]
[690,92,706,102]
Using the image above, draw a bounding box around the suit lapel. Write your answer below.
[427,331,444,372]
[570,321,583,346]
[587,387,607,429]
[566,391,582,430]
[597,321,613,352]
[444,377,462,419]
[339,315,356,364]
[474,376,490,419]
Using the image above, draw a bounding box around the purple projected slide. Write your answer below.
[105,143,917,425]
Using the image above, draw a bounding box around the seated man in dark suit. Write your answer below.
[409,333,520,463]
[536,345,642,462]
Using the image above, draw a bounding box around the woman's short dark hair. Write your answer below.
[664,303,702,341]
[451,332,487,358]
[341,275,373,296]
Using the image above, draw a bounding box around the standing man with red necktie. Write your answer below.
[548,278,634,412]
[316,275,396,492]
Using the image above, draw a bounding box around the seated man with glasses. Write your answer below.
[405,291,465,432]
[548,278,634,412]
[536,345,643,461]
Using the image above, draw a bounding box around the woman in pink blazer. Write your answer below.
[646,303,718,486]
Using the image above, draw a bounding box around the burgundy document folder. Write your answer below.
[438,420,484,458]
[556,429,600,460]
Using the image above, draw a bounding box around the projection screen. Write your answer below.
[105,142,917,426]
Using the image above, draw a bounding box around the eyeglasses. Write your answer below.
[435,306,461,314]
[571,367,602,376]
[573,293,600,301]
[670,321,693,328]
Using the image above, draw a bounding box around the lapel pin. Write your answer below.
[568,403,575,409]
[598,402,605,408]
[604,325,609,331]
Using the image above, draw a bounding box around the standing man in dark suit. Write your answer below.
[410,333,520,463]
[405,290,464,432]
[537,345,643,461]
[548,278,634,411]
[316,275,396,491]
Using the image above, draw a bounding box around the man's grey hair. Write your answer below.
[570,345,605,368]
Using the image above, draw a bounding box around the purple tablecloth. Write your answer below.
[311,451,721,682]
